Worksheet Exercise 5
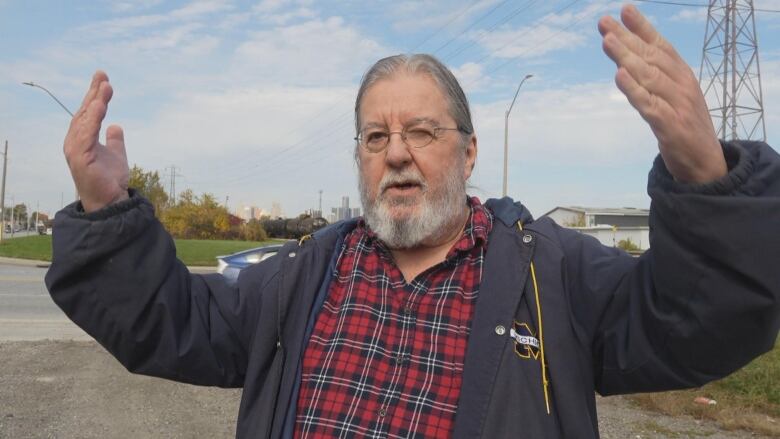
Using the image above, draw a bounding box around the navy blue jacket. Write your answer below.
[46,141,780,438]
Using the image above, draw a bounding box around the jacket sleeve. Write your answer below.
[44,191,280,388]
[560,140,780,395]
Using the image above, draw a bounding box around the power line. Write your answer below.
[441,0,539,62]
[430,0,512,54]
[193,1,539,186]
[198,0,598,189]
[632,0,780,12]
[215,1,588,188]
[408,0,486,52]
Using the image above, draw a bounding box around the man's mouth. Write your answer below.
[383,181,422,194]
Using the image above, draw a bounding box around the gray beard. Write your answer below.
[359,159,467,249]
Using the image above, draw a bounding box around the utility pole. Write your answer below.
[225,195,229,211]
[0,141,7,242]
[699,0,766,141]
[166,165,183,205]
[10,196,15,235]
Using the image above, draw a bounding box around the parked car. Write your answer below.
[216,244,285,284]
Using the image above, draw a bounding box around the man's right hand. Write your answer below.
[63,71,130,213]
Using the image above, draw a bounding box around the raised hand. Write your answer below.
[599,4,727,183]
[63,71,129,213]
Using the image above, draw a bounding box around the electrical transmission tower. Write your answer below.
[699,0,766,142]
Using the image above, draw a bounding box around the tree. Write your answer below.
[128,165,169,215]
[160,190,235,240]
[242,219,268,241]
[3,203,27,225]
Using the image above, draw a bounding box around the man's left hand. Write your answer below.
[599,4,727,183]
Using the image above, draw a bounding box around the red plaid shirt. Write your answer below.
[295,197,493,438]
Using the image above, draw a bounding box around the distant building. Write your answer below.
[332,196,354,222]
[270,202,283,219]
[350,207,362,218]
[543,206,650,251]
[239,205,265,221]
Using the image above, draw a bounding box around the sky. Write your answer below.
[1,0,778,219]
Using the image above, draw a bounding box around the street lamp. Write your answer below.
[503,74,533,198]
[22,81,79,203]
[22,81,74,116]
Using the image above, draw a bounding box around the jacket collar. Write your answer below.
[485,196,534,228]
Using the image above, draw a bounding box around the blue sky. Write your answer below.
[1,0,779,218]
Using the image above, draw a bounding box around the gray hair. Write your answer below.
[354,54,474,145]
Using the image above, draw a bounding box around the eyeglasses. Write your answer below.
[355,124,462,153]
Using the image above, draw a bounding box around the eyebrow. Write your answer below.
[361,117,441,131]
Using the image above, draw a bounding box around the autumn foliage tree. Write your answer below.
[129,165,268,241]
[128,165,169,215]
[160,190,234,239]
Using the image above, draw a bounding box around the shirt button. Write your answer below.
[522,234,533,244]
[495,325,506,336]
[288,251,296,258]
[403,306,413,316]
[395,354,405,364]
[378,408,387,417]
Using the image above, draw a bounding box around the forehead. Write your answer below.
[359,72,450,128]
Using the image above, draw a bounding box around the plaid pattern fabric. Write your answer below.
[294,197,493,438]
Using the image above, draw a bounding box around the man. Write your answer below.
[46,5,779,438]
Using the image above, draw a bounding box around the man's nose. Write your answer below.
[384,132,412,168]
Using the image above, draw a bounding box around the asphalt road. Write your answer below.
[0,261,90,341]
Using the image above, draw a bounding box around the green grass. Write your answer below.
[173,238,285,266]
[0,235,285,266]
[629,340,779,436]
[0,235,53,261]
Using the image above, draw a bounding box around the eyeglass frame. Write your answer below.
[354,123,467,153]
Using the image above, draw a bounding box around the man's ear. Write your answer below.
[464,134,477,180]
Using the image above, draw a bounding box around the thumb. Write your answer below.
[106,124,127,162]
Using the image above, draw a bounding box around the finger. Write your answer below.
[621,4,682,62]
[602,33,678,104]
[75,81,114,152]
[599,15,683,83]
[615,67,672,138]
[67,71,110,146]
[76,71,109,118]
[105,124,127,162]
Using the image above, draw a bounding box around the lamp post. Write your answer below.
[503,74,533,198]
[22,81,74,116]
[23,81,78,203]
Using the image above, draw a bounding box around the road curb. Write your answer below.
[0,256,217,273]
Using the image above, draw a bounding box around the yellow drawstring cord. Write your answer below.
[298,234,312,246]
[518,221,551,415]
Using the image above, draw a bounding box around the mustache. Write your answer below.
[378,169,427,195]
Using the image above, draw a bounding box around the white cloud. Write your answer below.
[232,17,387,85]
[253,0,289,13]
[451,62,490,93]
[170,0,234,19]
[258,7,317,25]
[474,1,618,60]
[476,24,586,59]
[390,0,499,32]
[670,8,707,23]
[104,0,164,13]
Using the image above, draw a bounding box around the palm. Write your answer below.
[64,71,130,212]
